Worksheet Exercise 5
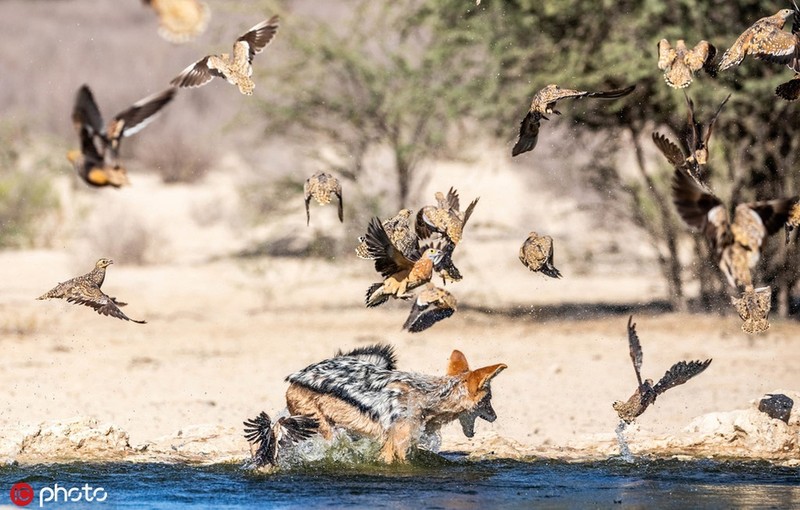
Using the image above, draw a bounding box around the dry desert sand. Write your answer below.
[1,164,799,466]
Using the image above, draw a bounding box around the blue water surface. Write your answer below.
[2,457,799,509]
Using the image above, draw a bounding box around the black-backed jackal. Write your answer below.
[244,344,506,466]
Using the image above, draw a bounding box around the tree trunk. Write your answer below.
[628,127,686,312]
[396,153,411,210]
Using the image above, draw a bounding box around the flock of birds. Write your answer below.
[509,5,800,336]
[28,2,800,429]
[40,3,800,336]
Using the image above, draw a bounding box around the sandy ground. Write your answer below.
[2,247,798,462]
[1,148,798,463]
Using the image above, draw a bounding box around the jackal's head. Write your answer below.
[447,350,507,438]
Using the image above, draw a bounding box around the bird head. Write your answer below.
[95,258,114,269]
[777,8,795,22]
[423,247,444,266]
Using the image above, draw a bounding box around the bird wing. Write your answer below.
[236,15,279,63]
[652,132,687,167]
[403,305,455,333]
[684,93,701,154]
[671,166,724,231]
[443,187,460,212]
[750,27,797,66]
[731,291,749,322]
[106,88,176,157]
[744,197,799,236]
[365,217,416,278]
[653,359,712,396]
[275,415,319,447]
[685,41,715,71]
[77,124,104,165]
[717,26,755,71]
[538,84,637,105]
[402,286,456,333]
[572,84,637,101]
[511,110,541,156]
[703,94,730,148]
[754,286,773,315]
[462,197,479,231]
[72,85,105,137]
[335,185,344,223]
[402,287,435,332]
[243,411,277,466]
[776,74,800,101]
[66,285,145,323]
[657,39,674,71]
[303,181,313,226]
[626,316,644,388]
[519,235,543,269]
[170,56,222,88]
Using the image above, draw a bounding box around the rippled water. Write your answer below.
[2,456,799,509]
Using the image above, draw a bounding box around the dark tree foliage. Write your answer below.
[416,0,799,314]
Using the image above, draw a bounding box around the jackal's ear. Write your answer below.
[467,364,507,395]
[447,350,470,375]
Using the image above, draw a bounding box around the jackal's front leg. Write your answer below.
[378,422,413,463]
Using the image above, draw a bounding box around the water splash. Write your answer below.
[277,431,383,469]
[615,420,634,463]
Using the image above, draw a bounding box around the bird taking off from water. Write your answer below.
[613,316,711,424]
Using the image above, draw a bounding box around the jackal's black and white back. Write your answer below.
[334,344,397,370]
[286,344,457,429]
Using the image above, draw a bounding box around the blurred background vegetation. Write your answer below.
[1,0,798,318]
[258,0,799,315]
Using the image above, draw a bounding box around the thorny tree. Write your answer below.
[416,0,800,315]
[258,1,484,210]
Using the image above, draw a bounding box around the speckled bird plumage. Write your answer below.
[68,85,175,188]
[143,0,210,44]
[37,258,146,324]
[415,188,477,284]
[415,188,479,245]
[657,39,716,88]
[170,16,279,95]
[671,167,799,289]
[717,8,799,73]
[613,317,711,424]
[402,283,457,333]
[732,285,772,334]
[512,84,636,156]
[355,209,415,260]
[519,232,562,279]
[363,217,443,307]
[304,171,343,226]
